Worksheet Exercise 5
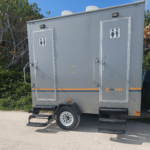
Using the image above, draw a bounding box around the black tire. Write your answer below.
[56,106,80,130]
[73,115,80,130]
[33,110,39,114]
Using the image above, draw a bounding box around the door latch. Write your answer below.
[95,83,99,86]
[32,83,35,88]
[95,58,99,63]
[29,63,33,66]
[102,61,105,72]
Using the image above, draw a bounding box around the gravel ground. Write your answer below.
[0,111,150,150]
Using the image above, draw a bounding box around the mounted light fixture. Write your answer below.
[112,12,119,18]
[46,11,51,18]
[40,24,45,29]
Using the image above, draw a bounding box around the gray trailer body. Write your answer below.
[27,1,145,116]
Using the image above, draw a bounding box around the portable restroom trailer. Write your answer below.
[25,1,145,134]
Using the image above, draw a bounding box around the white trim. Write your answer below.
[52,28,57,101]
[100,21,103,103]
[101,17,131,23]
[32,29,57,102]
[33,29,53,33]
[99,100,128,104]
[36,99,56,102]
[126,16,131,103]
[32,32,37,102]
[99,17,131,103]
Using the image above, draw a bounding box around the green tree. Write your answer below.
[0,0,44,69]
[145,10,150,27]
[143,9,150,70]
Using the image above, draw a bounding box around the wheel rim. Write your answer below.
[60,111,74,126]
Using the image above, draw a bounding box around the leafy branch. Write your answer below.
[0,0,44,69]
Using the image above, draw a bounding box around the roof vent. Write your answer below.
[86,6,99,11]
[61,10,73,16]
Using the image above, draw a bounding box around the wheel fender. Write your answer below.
[55,103,82,115]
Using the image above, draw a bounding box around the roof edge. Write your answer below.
[27,0,145,24]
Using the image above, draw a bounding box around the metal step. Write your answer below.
[28,109,39,114]
[33,105,56,111]
[27,122,50,127]
[27,114,52,127]
[99,108,128,115]
[98,108,128,134]
[98,128,126,134]
[29,114,52,118]
[99,118,127,125]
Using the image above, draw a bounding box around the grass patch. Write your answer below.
[0,66,32,112]
[0,95,32,112]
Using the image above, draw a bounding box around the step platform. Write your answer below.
[98,108,128,134]
[99,118,127,125]
[27,114,53,127]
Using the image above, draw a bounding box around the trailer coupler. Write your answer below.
[27,114,53,127]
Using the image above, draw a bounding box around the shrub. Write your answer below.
[0,66,32,111]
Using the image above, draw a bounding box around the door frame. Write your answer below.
[99,17,131,103]
[32,28,57,101]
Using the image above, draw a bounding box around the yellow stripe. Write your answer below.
[32,88,141,91]
[129,88,141,90]
[57,88,99,90]
[32,88,100,90]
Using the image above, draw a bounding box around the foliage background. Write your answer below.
[143,10,150,70]
[0,0,43,69]
[0,65,31,111]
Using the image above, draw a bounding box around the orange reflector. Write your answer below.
[136,111,140,114]
[68,99,72,102]
[134,114,140,116]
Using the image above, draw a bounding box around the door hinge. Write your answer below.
[32,83,35,88]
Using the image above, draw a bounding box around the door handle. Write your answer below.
[93,58,99,86]
[102,61,105,72]
[23,63,31,85]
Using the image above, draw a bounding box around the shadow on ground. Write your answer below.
[35,114,150,145]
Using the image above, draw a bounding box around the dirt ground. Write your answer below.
[0,111,150,150]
